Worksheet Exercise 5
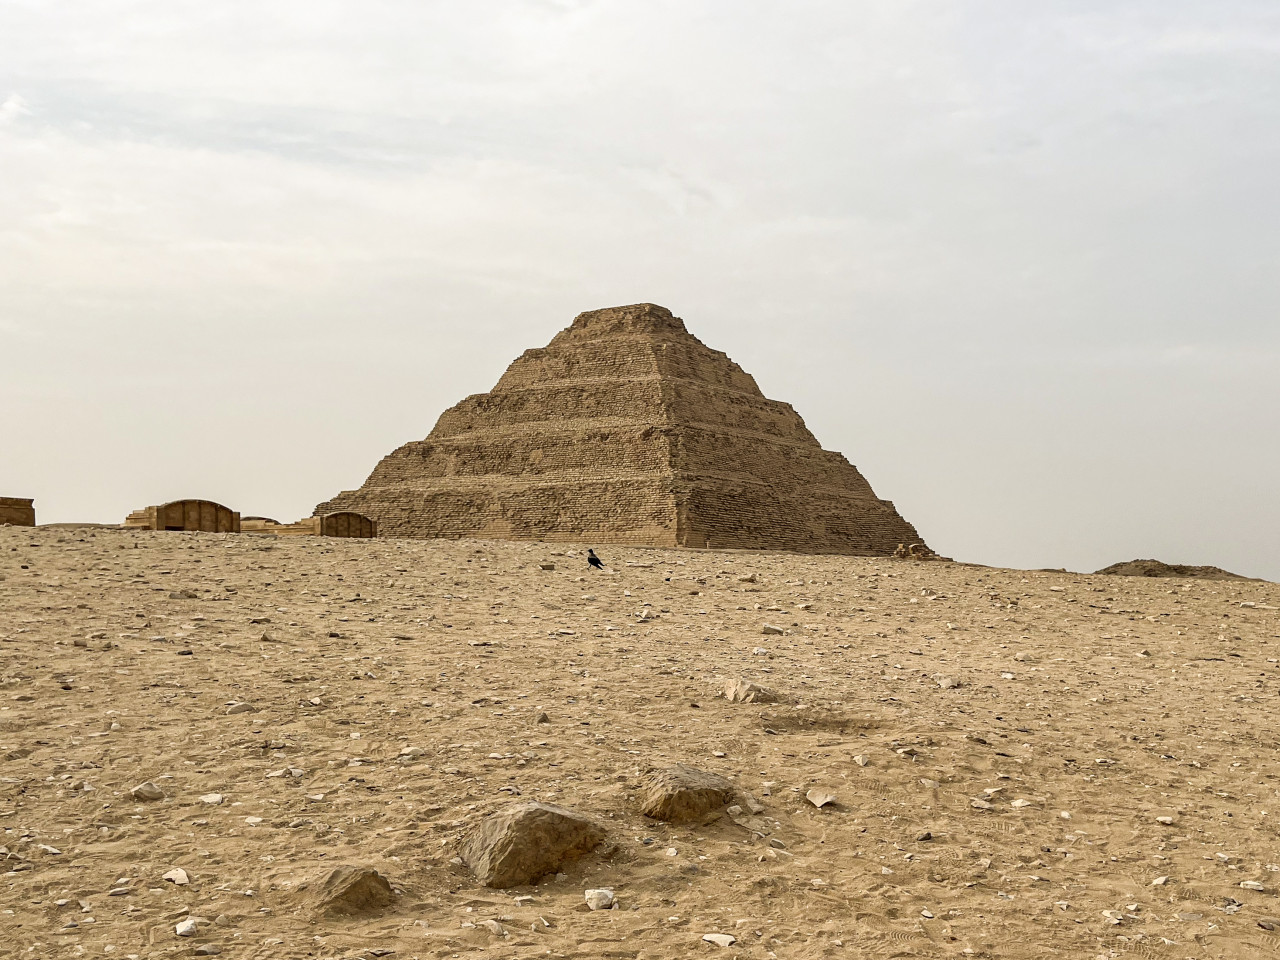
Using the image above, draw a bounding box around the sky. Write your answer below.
[2,1,1278,580]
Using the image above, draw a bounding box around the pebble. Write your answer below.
[198,793,224,805]
[175,917,200,937]
[806,789,837,808]
[935,675,961,689]
[1241,880,1266,892]
[584,888,615,910]
[480,919,506,936]
[163,868,190,885]
[853,755,869,767]
[702,934,736,947]
[1152,876,1169,886]
[225,702,255,715]
[1011,799,1032,808]
[761,625,784,636]
[194,947,222,956]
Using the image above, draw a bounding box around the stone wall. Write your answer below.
[317,303,928,555]
[125,500,240,533]
[0,497,35,526]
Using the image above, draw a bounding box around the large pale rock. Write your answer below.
[313,865,396,916]
[639,764,736,822]
[460,801,606,888]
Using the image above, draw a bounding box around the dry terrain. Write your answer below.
[1,526,1278,959]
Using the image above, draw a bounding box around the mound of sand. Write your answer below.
[1096,558,1251,580]
[2,527,1278,957]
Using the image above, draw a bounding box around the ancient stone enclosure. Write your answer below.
[125,500,241,533]
[318,303,927,555]
[243,512,377,538]
[0,497,35,526]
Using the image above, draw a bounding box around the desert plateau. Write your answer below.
[2,526,1277,959]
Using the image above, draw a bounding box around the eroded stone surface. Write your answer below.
[317,303,925,555]
[723,679,780,703]
[639,764,737,822]
[313,865,396,916]
[460,801,606,888]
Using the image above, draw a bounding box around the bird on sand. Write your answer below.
[587,549,605,570]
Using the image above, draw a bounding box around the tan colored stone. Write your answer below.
[460,801,606,888]
[313,865,395,916]
[639,764,736,822]
[723,679,780,703]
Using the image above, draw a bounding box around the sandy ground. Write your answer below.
[1,526,1278,960]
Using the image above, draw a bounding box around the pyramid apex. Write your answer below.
[564,303,688,339]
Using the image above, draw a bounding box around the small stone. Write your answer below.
[108,887,130,896]
[935,675,961,689]
[163,868,190,885]
[480,919,506,936]
[1241,880,1266,892]
[198,793,223,805]
[131,781,165,801]
[584,888,615,910]
[1156,816,1175,825]
[534,711,550,724]
[400,746,427,758]
[1152,876,1169,886]
[761,625,784,636]
[194,947,222,956]
[921,908,934,918]
[805,789,837,809]
[853,755,868,767]
[702,934,736,947]
[37,844,62,855]
[971,800,994,810]
[1011,799,1032,808]
[539,563,555,571]
[722,679,779,704]
[917,831,933,842]
[244,816,263,825]
[175,917,200,937]
[920,779,939,789]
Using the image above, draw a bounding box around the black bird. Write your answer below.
[587,548,605,571]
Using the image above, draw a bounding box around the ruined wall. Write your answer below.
[125,500,240,533]
[0,497,35,526]
[244,512,377,538]
[317,303,927,555]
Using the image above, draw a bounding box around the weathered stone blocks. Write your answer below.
[317,303,927,555]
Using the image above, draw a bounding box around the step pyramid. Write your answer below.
[315,303,928,554]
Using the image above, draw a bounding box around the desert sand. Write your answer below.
[2,526,1278,959]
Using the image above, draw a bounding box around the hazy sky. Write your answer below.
[3,1,1278,580]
